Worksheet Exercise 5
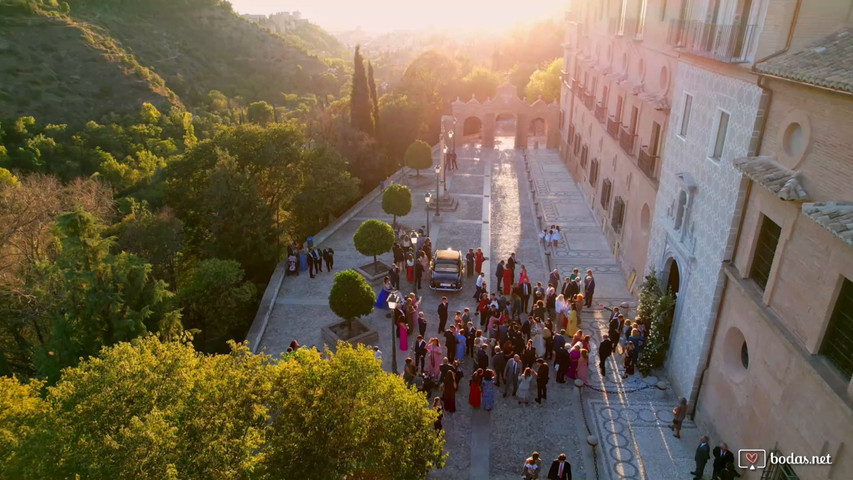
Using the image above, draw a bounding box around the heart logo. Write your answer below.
[745,452,759,464]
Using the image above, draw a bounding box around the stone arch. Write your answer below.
[461,116,483,138]
[451,81,560,150]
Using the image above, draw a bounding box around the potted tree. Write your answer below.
[404,140,432,177]
[323,269,380,346]
[381,184,412,229]
[353,219,395,280]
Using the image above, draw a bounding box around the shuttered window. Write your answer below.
[611,197,625,232]
[749,215,781,290]
[820,277,853,380]
[589,159,599,186]
[600,179,612,210]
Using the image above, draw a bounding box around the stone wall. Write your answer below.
[646,62,765,401]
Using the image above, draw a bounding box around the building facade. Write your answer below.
[695,27,853,480]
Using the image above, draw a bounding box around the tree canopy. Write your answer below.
[350,46,374,136]
[404,140,433,176]
[382,184,412,226]
[525,58,563,103]
[353,219,395,265]
[328,269,376,323]
[0,337,446,479]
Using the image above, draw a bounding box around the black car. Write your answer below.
[430,249,464,291]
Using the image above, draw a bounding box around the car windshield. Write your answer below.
[434,262,458,273]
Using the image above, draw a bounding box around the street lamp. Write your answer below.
[424,192,432,238]
[387,293,400,374]
[434,164,441,217]
[410,231,420,292]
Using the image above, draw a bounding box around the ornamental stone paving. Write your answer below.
[258,137,704,480]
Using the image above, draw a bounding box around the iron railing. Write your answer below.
[638,146,658,180]
[667,19,758,63]
[607,116,620,139]
[619,126,636,156]
[595,102,607,124]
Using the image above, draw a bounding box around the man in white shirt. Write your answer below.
[474,272,485,300]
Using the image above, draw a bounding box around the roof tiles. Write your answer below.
[756,28,853,94]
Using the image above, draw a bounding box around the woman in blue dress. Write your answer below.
[482,369,496,411]
[375,276,393,308]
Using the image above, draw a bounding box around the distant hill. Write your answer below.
[243,11,349,61]
[0,0,346,125]
[0,3,180,125]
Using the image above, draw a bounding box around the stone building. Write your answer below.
[645,0,853,407]
[694,27,853,480]
[560,0,678,291]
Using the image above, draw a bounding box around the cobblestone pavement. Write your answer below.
[259,139,702,480]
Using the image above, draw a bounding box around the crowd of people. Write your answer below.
[285,243,334,278]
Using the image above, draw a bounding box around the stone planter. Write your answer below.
[322,318,379,349]
[355,260,394,282]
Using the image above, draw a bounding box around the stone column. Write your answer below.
[483,113,496,149]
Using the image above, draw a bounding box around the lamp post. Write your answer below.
[410,232,419,292]
[387,293,400,374]
[434,164,441,217]
[424,191,432,238]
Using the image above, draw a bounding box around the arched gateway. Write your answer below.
[451,82,560,150]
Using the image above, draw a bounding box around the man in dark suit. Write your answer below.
[306,250,315,278]
[506,253,516,284]
[323,247,334,270]
[492,346,506,387]
[466,248,475,277]
[437,297,449,334]
[502,354,521,397]
[555,344,570,383]
[477,344,489,371]
[598,334,613,377]
[444,328,457,363]
[547,453,571,480]
[535,358,549,403]
[312,248,323,272]
[608,315,622,348]
[495,260,505,291]
[713,443,739,479]
[414,335,427,372]
[520,280,531,313]
[388,264,400,290]
[692,436,710,480]
[414,257,423,289]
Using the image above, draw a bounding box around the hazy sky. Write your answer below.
[229,0,567,33]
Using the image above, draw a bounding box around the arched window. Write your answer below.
[675,190,687,230]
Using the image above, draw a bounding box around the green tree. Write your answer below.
[115,207,184,286]
[460,67,502,101]
[2,337,275,480]
[353,219,395,266]
[291,144,360,238]
[178,259,258,353]
[525,58,563,103]
[635,272,677,375]
[328,269,375,337]
[247,101,275,125]
[378,94,426,175]
[367,61,380,139]
[404,139,432,176]
[258,344,446,479]
[0,167,18,187]
[0,339,444,480]
[6,209,181,381]
[381,184,412,227]
[350,46,374,136]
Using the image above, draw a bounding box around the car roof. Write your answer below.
[435,249,460,261]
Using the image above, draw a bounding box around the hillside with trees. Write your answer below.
[0,0,347,125]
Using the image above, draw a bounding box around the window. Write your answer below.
[589,159,599,186]
[611,197,625,232]
[712,111,730,159]
[636,0,648,39]
[617,0,627,35]
[580,145,589,168]
[615,96,624,123]
[820,277,853,379]
[749,215,781,290]
[629,106,639,134]
[650,121,662,155]
[679,94,692,137]
[600,179,612,210]
[674,191,687,230]
[764,450,801,480]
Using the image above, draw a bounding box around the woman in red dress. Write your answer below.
[469,368,483,408]
[475,248,487,274]
[406,254,414,282]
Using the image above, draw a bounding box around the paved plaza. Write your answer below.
[258,138,704,480]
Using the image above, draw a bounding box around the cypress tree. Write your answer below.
[350,46,374,136]
[367,61,380,140]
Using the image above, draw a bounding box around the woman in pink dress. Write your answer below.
[577,348,590,385]
[426,338,443,379]
[398,319,408,351]
[518,265,530,286]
